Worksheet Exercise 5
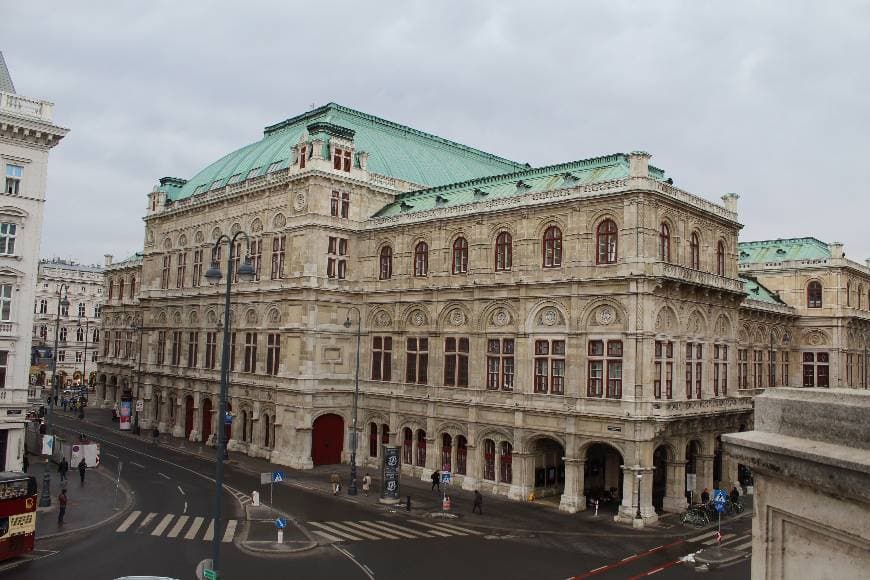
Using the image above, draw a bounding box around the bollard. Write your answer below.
[406,495,411,512]
[252,490,260,507]
[594,499,599,517]
[277,529,284,544]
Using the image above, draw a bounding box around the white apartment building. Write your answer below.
[0,52,68,470]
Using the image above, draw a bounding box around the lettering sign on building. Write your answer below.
[381,445,400,501]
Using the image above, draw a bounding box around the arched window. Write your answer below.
[456,435,468,475]
[846,282,852,307]
[483,439,496,481]
[716,240,726,276]
[403,427,413,464]
[495,232,512,271]
[690,232,700,270]
[660,223,671,262]
[415,429,426,467]
[441,433,452,472]
[596,219,618,264]
[807,281,823,308]
[452,237,468,274]
[108,279,114,300]
[76,327,84,342]
[414,242,428,277]
[499,442,513,484]
[379,246,392,280]
[130,276,136,298]
[369,422,378,457]
[118,278,125,299]
[543,226,562,267]
[59,327,67,342]
[263,414,271,448]
[859,285,864,310]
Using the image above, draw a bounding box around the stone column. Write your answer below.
[157,391,169,433]
[422,436,437,481]
[171,395,185,438]
[461,445,479,491]
[697,454,715,494]
[662,460,688,513]
[188,392,202,442]
[617,465,658,524]
[559,459,586,513]
[721,451,740,491]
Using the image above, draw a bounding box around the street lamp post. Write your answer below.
[343,307,362,496]
[38,283,70,508]
[130,322,144,433]
[79,318,90,419]
[205,231,255,579]
[635,472,643,521]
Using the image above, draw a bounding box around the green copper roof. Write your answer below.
[738,237,831,264]
[373,153,667,218]
[740,275,785,305]
[163,103,527,201]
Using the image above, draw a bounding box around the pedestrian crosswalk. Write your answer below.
[116,511,238,543]
[308,519,483,543]
[688,530,753,552]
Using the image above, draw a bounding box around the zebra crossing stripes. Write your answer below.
[308,519,483,543]
[115,512,237,543]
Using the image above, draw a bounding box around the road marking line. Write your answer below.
[622,554,638,561]
[626,558,681,580]
[167,515,188,538]
[308,522,363,541]
[137,512,158,532]
[342,521,400,539]
[184,516,204,540]
[183,501,188,514]
[371,520,428,539]
[314,529,343,542]
[105,452,119,459]
[130,462,145,469]
[151,514,175,536]
[425,521,483,535]
[203,519,215,541]
[732,540,753,551]
[589,566,608,573]
[719,533,752,548]
[365,522,426,540]
[647,567,665,575]
[703,533,734,545]
[116,510,141,532]
[570,540,685,579]
[222,520,237,542]
[332,544,375,580]
[177,485,185,495]
[324,521,381,540]
[688,531,718,542]
[408,521,458,537]
[158,472,171,480]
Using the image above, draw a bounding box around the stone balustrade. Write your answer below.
[1,90,54,121]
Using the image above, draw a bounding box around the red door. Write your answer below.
[312,414,344,466]
[201,398,213,442]
[184,396,194,439]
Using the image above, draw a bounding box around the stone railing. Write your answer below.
[741,298,796,316]
[0,322,14,336]
[649,396,753,417]
[0,388,28,404]
[642,178,738,222]
[656,262,745,293]
[1,90,54,121]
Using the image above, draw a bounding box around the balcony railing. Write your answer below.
[655,263,745,293]
[1,90,54,121]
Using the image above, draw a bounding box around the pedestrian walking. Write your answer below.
[730,486,740,503]
[61,397,68,412]
[58,457,69,482]
[152,426,160,445]
[431,470,441,493]
[78,458,87,485]
[472,490,483,515]
[701,488,710,504]
[57,489,68,525]
[362,473,372,497]
[330,472,341,495]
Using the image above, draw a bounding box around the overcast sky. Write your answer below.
[5,1,869,265]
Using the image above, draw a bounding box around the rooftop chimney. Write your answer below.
[628,151,651,178]
[104,254,113,267]
[828,242,844,259]
[721,193,740,213]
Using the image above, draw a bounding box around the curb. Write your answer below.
[235,505,318,556]
[36,464,134,541]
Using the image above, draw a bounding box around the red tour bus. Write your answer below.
[0,472,38,561]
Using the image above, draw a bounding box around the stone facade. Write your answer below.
[723,388,870,579]
[0,53,68,471]
[31,259,104,400]
[94,104,864,520]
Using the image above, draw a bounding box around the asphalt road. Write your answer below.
[3,415,752,580]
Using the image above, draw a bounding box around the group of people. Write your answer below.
[329,470,484,514]
[699,486,742,504]
[56,456,89,525]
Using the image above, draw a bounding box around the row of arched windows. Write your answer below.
[659,224,727,276]
[379,221,618,279]
[107,275,136,301]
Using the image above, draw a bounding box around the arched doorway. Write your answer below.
[584,443,624,511]
[686,439,703,502]
[184,396,194,439]
[311,414,344,466]
[652,445,672,513]
[201,398,213,442]
[530,438,565,499]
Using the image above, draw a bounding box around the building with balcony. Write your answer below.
[0,51,69,470]
[95,103,851,522]
[31,258,104,399]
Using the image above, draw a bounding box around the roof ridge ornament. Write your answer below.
[473,188,488,198]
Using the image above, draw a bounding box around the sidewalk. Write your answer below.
[75,407,667,537]
[28,451,132,541]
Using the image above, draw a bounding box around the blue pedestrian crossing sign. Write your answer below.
[712,489,728,513]
[440,471,451,484]
[224,413,233,425]
[275,517,287,529]
[272,471,285,483]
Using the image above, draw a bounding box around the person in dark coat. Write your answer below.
[58,457,69,482]
[730,486,740,503]
[701,488,710,503]
[431,470,441,493]
[57,489,68,525]
[472,490,483,515]
[78,458,87,485]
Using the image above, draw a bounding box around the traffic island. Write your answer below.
[237,503,317,555]
[690,545,747,570]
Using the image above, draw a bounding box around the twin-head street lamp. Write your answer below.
[344,307,362,496]
[38,283,70,508]
[204,231,254,579]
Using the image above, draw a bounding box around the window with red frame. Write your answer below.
[654,340,673,399]
[298,144,307,169]
[495,232,512,271]
[371,336,392,381]
[483,439,496,481]
[499,442,512,484]
[379,246,393,280]
[176,252,187,289]
[596,219,618,264]
[414,242,428,276]
[716,240,725,276]
[686,342,703,398]
[333,147,352,172]
[543,225,562,267]
[660,223,671,262]
[452,237,468,274]
[271,235,285,280]
[192,249,203,287]
[588,339,623,398]
[456,436,467,475]
[415,429,426,467]
[533,339,565,394]
[405,337,428,384]
[327,236,347,279]
[369,423,378,458]
[713,344,728,396]
[441,433,452,472]
[690,232,700,270]
[250,239,262,281]
[443,337,469,387]
[802,352,829,387]
[486,338,514,390]
[402,427,413,464]
[807,281,822,308]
